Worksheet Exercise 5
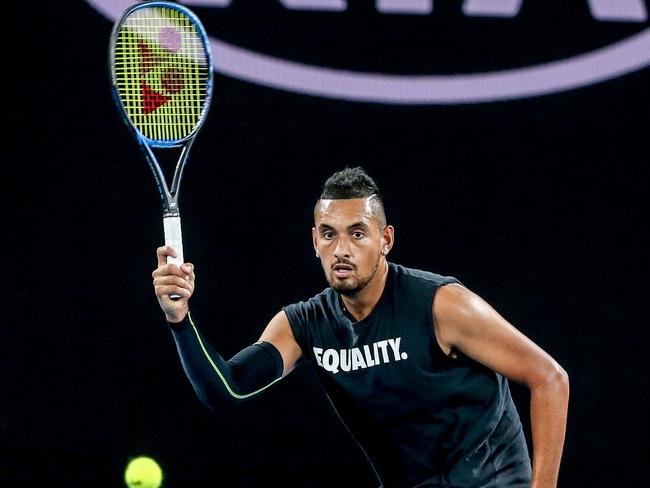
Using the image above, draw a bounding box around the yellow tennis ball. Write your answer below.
[124,456,163,488]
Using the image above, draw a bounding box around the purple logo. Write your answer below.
[159,27,182,52]
[90,0,650,104]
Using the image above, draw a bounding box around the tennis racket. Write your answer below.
[109,1,213,297]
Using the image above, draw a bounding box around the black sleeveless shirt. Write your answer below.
[283,263,531,488]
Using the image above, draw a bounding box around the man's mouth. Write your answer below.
[333,263,354,278]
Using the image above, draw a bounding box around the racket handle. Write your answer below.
[164,215,184,300]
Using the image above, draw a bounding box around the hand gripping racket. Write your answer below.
[109,2,213,297]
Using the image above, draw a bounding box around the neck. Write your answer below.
[341,259,389,321]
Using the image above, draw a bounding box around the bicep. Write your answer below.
[258,310,304,377]
[433,284,563,388]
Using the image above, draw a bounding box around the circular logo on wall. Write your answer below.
[88,0,650,104]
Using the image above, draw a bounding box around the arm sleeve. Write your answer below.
[168,312,284,412]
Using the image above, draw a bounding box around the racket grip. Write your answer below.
[164,215,184,301]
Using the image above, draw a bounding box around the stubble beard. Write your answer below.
[326,251,382,297]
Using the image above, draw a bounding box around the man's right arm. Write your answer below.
[152,246,303,412]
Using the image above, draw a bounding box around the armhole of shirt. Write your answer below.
[282,305,311,365]
[429,280,461,361]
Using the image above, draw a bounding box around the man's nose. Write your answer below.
[333,235,351,259]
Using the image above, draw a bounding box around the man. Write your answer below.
[152,167,569,488]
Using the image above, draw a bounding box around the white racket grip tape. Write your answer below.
[164,216,184,266]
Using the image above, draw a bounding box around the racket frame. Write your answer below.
[109,1,213,271]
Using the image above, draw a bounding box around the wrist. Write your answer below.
[530,472,558,488]
[166,310,188,324]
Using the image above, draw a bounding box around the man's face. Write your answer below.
[312,198,392,296]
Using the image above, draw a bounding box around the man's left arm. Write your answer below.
[433,284,569,488]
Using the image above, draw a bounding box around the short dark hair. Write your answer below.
[315,166,387,227]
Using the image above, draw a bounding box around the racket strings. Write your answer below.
[113,6,210,142]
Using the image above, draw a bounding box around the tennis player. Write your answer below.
[152,167,569,488]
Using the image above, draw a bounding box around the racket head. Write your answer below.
[109,2,213,148]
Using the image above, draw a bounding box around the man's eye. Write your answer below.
[323,232,334,239]
[352,232,365,239]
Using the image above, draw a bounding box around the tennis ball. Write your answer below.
[124,456,163,488]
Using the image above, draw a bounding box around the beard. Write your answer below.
[325,251,382,297]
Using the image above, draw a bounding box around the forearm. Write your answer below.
[529,369,570,488]
[169,312,284,412]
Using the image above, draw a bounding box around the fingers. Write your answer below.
[156,246,178,266]
[153,273,193,290]
[152,263,187,279]
[155,284,192,299]
[154,248,195,302]
[155,248,194,278]
[153,274,194,298]
[153,263,195,291]
[181,262,195,282]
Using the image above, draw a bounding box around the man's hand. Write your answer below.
[152,246,195,323]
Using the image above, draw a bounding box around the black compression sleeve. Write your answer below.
[168,312,284,412]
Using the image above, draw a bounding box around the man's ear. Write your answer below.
[312,227,319,257]
[382,225,395,255]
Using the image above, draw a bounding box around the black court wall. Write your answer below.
[4,1,648,486]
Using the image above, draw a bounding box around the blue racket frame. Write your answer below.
[109,1,214,215]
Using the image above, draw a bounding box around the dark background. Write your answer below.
[4,1,648,486]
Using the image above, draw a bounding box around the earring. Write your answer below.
[316,252,320,258]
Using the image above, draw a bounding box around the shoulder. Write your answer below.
[284,287,332,310]
[433,282,480,318]
[390,262,461,289]
[282,287,337,352]
[432,282,498,347]
[282,287,335,323]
